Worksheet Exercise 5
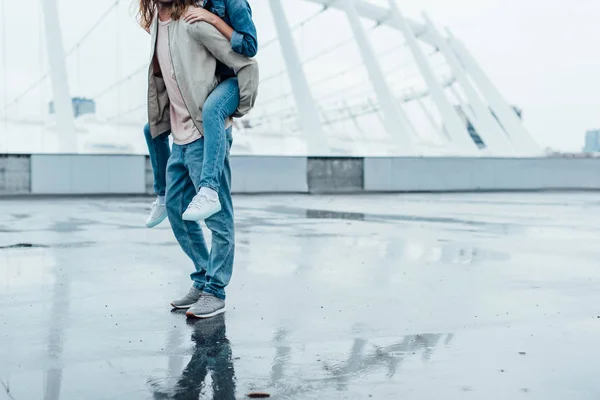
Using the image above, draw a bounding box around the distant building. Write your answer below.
[49,97,96,118]
[583,130,600,153]
[455,105,524,150]
[454,106,485,148]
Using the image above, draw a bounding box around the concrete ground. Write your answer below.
[1,193,600,399]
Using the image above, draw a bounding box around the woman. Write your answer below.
[143,0,257,228]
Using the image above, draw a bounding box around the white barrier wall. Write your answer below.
[31,155,146,194]
[364,157,600,192]
[231,157,307,193]
[1,154,600,195]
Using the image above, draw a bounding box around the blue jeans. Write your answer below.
[144,78,239,196]
[166,129,235,300]
[200,77,239,193]
[143,123,170,196]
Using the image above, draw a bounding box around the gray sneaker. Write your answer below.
[170,286,203,309]
[186,293,226,319]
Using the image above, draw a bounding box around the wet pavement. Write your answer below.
[1,192,600,399]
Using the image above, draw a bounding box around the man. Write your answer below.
[142,0,259,318]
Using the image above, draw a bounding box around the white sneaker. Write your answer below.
[146,200,167,228]
[182,193,221,221]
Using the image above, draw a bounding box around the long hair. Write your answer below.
[137,0,198,31]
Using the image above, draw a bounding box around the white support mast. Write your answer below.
[446,28,541,155]
[423,13,514,155]
[388,1,477,154]
[268,0,328,156]
[417,98,449,141]
[342,0,415,153]
[42,0,76,153]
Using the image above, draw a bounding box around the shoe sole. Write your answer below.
[146,212,168,228]
[170,302,195,309]
[185,306,226,319]
[182,207,222,222]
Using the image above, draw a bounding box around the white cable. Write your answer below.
[261,5,329,50]
[1,0,7,123]
[2,0,119,111]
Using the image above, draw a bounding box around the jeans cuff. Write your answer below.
[203,287,225,300]
[193,282,205,292]
[199,183,220,194]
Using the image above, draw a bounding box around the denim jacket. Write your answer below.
[203,0,258,78]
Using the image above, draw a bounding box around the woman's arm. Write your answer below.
[226,0,258,58]
[210,15,234,41]
[184,1,257,58]
[189,22,259,116]
[184,8,233,40]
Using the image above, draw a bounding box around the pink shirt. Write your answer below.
[155,18,202,145]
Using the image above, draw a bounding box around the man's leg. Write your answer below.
[166,143,210,307]
[144,123,171,228]
[185,130,234,318]
[182,78,239,222]
[188,130,234,300]
[203,128,235,300]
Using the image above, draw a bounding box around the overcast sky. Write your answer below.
[1,0,599,151]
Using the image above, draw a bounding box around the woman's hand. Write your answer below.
[184,7,217,25]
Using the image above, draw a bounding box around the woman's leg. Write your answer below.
[143,122,171,196]
[199,78,240,194]
[143,123,171,228]
[181,78,239,222]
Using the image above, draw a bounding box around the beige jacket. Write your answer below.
[147,14,259,139]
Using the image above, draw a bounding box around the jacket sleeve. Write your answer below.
[226,0,258,57]
[190,22,259,117]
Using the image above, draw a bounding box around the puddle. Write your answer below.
[54,241,95,249]
[49,218,96,233]
[266,206,517,233]
[306,209,365,221]
[0,243,49,249]
[0,242,94,250]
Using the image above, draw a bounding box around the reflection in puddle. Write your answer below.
[148,314,236,399]
[306,209,365,221]
[267,206,516,233]
[146,317,452,400]
[322,333,453,390]
[266,331,454,398]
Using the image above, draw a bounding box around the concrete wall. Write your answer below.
[307,158,363,193]
[0,155,30,194]
[1,154,599,195]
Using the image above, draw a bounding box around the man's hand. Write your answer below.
[184,7,217,25]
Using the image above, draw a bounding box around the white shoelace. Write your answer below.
[150,201,164,216]
[189,194,211,209]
